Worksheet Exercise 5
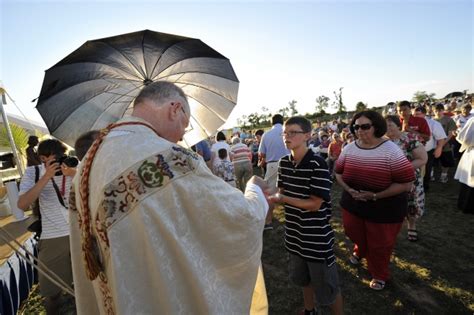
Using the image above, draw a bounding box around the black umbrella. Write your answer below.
[444,91,464,99]
[36,30,239,147]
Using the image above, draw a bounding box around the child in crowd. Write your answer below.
[270,116,343,315]
[319,132,330,159]
[212,148,236,187]
[328,133,343,174]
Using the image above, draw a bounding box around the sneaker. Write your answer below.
[440,176,448,183]
[264,223,273,231]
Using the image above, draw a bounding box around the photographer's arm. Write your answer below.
[17,160,60,211]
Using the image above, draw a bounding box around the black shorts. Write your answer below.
[435,151,455,168]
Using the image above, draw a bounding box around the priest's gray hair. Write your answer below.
[134,81,189,112]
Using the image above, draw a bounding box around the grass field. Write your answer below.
[262,176,474,314]
[20,172,473,314]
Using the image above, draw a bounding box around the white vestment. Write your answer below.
[454,117,474,187]
[70,117,269,314]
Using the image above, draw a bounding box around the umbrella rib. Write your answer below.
[141,32,148,79]
[38,73,142,105]
[50,83,144,134]
[92,84,146,126]
[148,39,198,81]
[154,70,234,86]
[103,84,145,105]
[100,41,146,80]
[186,92,227,123]
[189,116,211,137]
[159,73,237,103]
[101,76,143,89]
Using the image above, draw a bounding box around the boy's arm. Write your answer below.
[17,159,60,211]
[270,191,323,212]
[280,194,323,212]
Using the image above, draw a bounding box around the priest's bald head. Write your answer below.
[132,81,190,143]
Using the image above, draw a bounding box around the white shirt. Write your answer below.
[19,165,71,239]
[454,113,474,132]
[211,140,232,165]
[455,118,474,187]
[424,117,447,151]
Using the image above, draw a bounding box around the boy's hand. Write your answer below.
[268,193,283,203]
[43,156,61,179]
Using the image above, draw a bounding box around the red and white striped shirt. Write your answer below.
[230,143,252,164]
[335,140,415,222]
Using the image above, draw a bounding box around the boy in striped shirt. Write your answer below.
[270,116,343,315]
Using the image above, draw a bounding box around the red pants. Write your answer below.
[342,209,402,281]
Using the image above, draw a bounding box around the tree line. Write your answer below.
[237,89,456,129]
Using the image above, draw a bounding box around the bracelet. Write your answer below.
[372,193,377,201]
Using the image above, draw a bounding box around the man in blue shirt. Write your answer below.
[195,139,212,169]
[258,114,290,229]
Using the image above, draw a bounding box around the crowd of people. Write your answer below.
[16,81,473,314]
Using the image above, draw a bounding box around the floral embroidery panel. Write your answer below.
[98,146,198,231]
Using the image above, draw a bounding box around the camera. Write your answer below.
[54,155,79,176]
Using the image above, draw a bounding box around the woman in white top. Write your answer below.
[211,131,232,169]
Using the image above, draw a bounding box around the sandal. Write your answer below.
[407,229,418,242]
[369,279,385,290]
[349,253,361,265]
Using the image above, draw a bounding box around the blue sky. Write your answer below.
[1,0,472,129]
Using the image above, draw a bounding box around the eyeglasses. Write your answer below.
[352,123,372,131]
[281,131,306,137]
[171,102,192,132]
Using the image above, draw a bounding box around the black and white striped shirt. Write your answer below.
[19,165,71,239]
[277,149,335,266]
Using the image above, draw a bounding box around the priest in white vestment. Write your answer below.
[69,82,270,314]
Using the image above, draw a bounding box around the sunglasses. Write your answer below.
[352,123,372,131]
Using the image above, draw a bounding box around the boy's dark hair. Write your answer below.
[37,139,67,157]
[397,100,411,109]
[27,135,39,146]
[218,148,228,159]
[75,130,100,160]
[385,115,401,129]
[435,103,445,111]
[284,116,312,133]
[272,114,284,125]
[350,110,387,138]
[255,129,264,137]
[414,106,427,114]
[216,131,226,141]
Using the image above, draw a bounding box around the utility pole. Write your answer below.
[0,81,24,176]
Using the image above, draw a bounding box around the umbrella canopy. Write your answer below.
[444,91,464,99]
[36,30,239,147]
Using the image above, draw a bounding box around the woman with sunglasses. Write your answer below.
[334,110,415,291]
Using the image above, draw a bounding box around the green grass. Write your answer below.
[20,172,473,314]
[262,176,474,314]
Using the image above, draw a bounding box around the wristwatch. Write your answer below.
[372,193,377,201]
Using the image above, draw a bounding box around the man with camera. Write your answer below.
[18,139,78,314]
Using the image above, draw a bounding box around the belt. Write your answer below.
[225,179,235,182]
[267,161,278,163]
